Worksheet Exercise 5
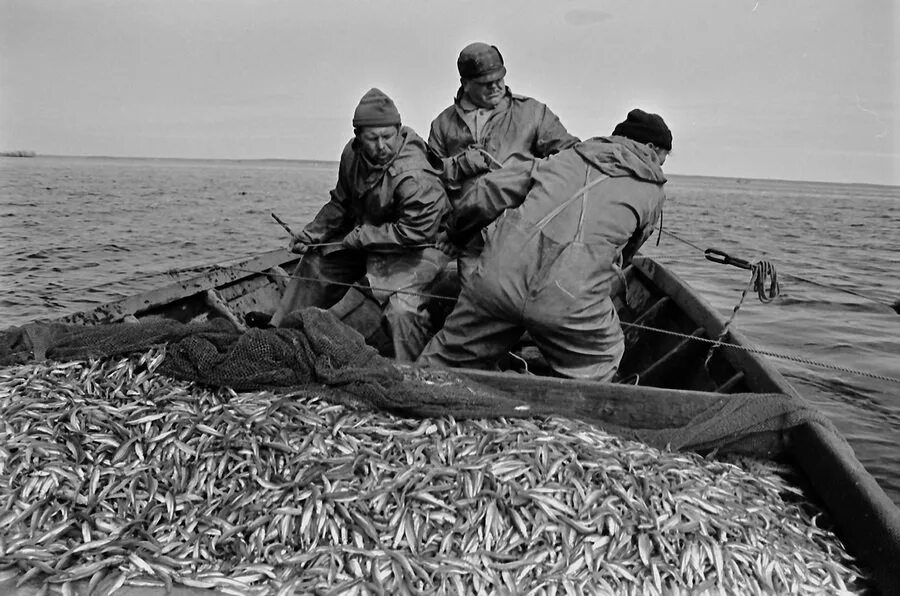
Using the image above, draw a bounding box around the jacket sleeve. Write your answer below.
[448,157,537,246]
[534,104,580,158]
[297,181,353,245]
[428,119,448,161]
[621,191,666,266]
[428,120,460,186]
[428,117,489,187]
[297,152,354,244]
[343,175,449,251]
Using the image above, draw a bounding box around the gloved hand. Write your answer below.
[456,147,492,177]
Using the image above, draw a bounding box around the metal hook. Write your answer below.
[704,248,752,270]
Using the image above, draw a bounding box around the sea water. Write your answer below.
[2,155,899,506]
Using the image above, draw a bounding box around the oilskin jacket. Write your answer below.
[452,136,667,317]
[297,127,450,252]
[428,88,579,200]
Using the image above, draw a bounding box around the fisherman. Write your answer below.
[429,42,579,282]
[418,109,672,381]
[270,88,451,362]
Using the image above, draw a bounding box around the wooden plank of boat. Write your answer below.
[628,256,900,589]
[21,250,900,590]
[57,248,298,325]
[453,257,900,590]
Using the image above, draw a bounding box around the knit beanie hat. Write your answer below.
[352,88,402,128]
[612,109,672,151]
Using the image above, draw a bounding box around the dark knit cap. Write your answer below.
[612,109,672,151]
[457,42,507,83]
[352,88,401,128]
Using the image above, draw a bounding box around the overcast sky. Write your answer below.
[1,0,897,184]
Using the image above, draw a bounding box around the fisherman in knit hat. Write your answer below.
[419,109,672,382]
[269,88,451,362]
[428,42,580,284]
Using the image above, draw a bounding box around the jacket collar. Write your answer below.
[454,86,512,114]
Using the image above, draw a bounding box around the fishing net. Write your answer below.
[0,309,538,420]
[0,307,831,456]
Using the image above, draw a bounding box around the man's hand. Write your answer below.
[290,235,310,254]
[457,147,491,177]
[435,230,459,257]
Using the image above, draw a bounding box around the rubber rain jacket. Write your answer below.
[297,126,450,252]
[273,127,450,361]
[429,87,579,200]
[429,88,579,281]
[419,136,667,380]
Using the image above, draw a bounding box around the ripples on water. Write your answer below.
[2,156,899,506]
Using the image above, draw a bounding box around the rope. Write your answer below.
[751,260,780,304]
[660,228,706,252]
[780,270,897,309]
[474,148,505,170]
[228,266,459,303]
[223,263,900,385]
[623,321,900,385]
[703,260,780,367]
[661,229,896,312]
[294,241,437,251]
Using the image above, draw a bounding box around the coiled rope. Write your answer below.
[702,254,780,366]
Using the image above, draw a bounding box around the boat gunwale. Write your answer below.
[630,256,900,590]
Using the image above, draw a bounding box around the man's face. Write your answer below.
[357,126,401,165]
[463,76,505,109]
[655,148,670,166]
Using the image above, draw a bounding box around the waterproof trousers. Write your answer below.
[272,248,448,362]
[418,263,625,381]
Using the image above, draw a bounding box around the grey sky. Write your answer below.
[1,0,897,184]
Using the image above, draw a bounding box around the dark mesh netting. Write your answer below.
[0,307,834,455]
[0,309,540,421]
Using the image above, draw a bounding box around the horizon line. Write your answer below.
[3,152,898,189]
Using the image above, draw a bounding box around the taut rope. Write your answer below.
[219,264,900,386]
[662,229,896,313]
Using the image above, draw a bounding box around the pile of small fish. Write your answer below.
[0,349,865,594]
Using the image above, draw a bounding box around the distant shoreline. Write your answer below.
[7,154,898,189]
[30,154,339,167]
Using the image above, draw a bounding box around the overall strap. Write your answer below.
[531,169,608,241]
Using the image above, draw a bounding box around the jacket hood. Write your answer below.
[573,136,667,184]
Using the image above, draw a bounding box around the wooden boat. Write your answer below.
[19,248,900,591]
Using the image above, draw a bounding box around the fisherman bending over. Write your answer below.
[271,88,451,362]
[418,109,672,381]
